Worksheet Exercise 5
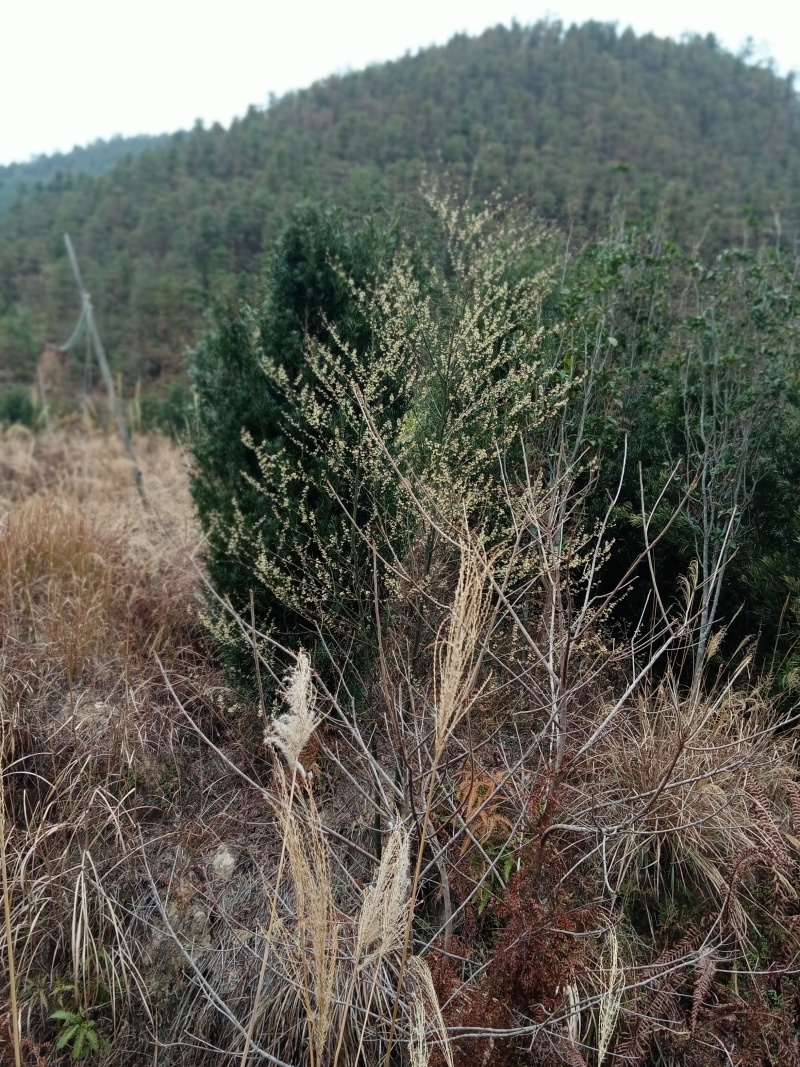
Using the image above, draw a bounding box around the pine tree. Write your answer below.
[189,204,391,685]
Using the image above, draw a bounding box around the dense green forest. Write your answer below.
[0,134,170,220]
[0,20,798,391]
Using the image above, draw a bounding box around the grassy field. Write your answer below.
[1,427,799,1066]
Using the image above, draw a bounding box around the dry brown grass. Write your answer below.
[0,429,455,1067]
[585,667,797,942]
[0,428,225,1065]
[0,428,198,664]
[1,424,798,1067]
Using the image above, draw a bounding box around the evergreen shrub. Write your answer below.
[189,204,394,685]
[562,227,800,684]
[191,191,800,701]
[0,386,35,428]
[189,193,568,693]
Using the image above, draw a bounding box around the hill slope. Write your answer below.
[1,20,798,388]
[0,134,171,219]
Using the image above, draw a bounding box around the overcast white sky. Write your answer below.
[1,0,798,167]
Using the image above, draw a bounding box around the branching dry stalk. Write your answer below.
[1,720,23,1067]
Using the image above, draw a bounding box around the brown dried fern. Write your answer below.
[785,780,800,838]
[616,970,685,1067]
[618,928,703,1067]
[690,946,717,1032]
[0,1010,49,1067]
[745,780,791,870]
[455,763,514,855]
[641,926,704,978]
[562,1038,589,1067]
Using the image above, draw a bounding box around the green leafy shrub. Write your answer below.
[0,385,35,427]
[559,227,800,686]
[138,384,192,438]
[49,1009,108,1061]
[191,191,800,704]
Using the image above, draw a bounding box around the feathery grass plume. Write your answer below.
[275,781,339,1065]
[248,791,440,1066]
[409,991,429,1067]
[338,819,412,1066]
[264,649,318,773]
[406,957,453,1067]
[384,538,493,1063]
[355,818,411,966]
[435,541,492,754]
[596,925,623,1067]
[241,655,318,1065]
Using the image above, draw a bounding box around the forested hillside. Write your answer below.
[0,134,170,219]
[0,20,798,389]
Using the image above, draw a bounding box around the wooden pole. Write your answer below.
[63,234,147,505]
[36,363,52,432]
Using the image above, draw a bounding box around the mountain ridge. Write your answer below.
[1,20,798,390]
[0,134,172,219]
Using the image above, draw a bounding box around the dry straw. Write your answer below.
[253,650,452,1067]
[434,539,493,754]
[263,648,319,775]
[596,925,623,1067]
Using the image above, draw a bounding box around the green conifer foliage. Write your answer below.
[189,205,391,683]
[191,192,574,691]
[192,196,800,699]
[4,22,800,392]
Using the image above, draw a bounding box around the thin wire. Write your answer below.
[58,296,89,352]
